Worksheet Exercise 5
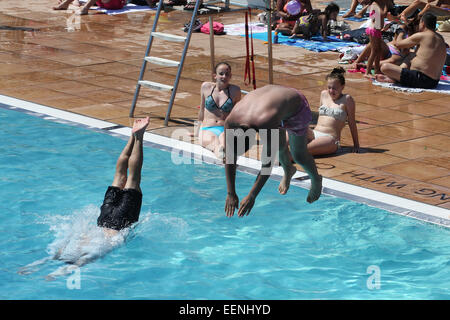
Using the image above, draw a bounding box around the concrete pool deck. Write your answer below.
[0,1,449,219]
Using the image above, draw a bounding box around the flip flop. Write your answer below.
[347,67,366,73]
[184,1,202,10]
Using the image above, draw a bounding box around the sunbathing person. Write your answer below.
[344,0,400,19]
[276,0,313,36]
[307,67,359,156]
[376,13,447,89]
[400,0,450,22]
[290,2,340,40]
[342,0,371,18]
[53,0,156,14]
[195,62,241,161]
[223,85,322,218]
[18,117,150,279]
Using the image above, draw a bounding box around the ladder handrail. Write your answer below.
[163,0,202,126]
[129,0,165,118]
[130,1,203,126]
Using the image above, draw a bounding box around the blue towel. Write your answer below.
[344,16,369,22]
[241,32,359,52]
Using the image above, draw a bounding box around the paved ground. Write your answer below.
[0,0,449,210]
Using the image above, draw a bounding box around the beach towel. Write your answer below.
[79,1,157,15]
[372,79,450,94]
[97,3,157,14]
[224,22,268,36]
[241,31,360,52]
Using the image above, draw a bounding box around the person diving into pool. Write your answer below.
[18,117,150,279]
[96,116,149,235]
[223,85,322,218]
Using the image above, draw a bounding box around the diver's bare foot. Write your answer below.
[132,116,150,137]
[364,73,375,80]
[375,74,395,83]
[53,0,72,10]
[278,164,297,195]
[307,175,322,203]
[342,11,355,18]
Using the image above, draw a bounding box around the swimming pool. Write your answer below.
[1,104,450,300]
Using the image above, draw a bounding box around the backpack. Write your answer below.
[200,21,225,35]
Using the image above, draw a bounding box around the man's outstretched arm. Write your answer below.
[237,130,276,217]
[393,32,422,49]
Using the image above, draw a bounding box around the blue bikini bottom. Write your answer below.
[201,126,224,137]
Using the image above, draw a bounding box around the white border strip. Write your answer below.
[0,95,116,129]
[2,94,449,227]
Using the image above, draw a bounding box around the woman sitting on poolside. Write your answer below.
[307,67,360,155]
[194,62,241,161]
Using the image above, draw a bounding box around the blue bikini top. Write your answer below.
[205,85,234,113]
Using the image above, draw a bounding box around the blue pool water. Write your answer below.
[1,106,450,300]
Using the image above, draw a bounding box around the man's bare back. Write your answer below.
[409,29,447,80]
[226,85,302,130]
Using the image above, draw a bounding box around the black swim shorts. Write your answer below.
[97,186,142,231]
[400,68,439,89]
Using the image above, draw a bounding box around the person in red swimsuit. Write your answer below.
[360,0,389,76]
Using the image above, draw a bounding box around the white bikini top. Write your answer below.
[319,105,347,122]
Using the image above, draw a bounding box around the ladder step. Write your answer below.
[151,32,186,42]
[139,80,173,91]
[145,56,180,67]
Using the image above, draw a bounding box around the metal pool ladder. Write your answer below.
[129,0,203,126]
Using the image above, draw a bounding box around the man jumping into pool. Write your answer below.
[224,85,322,218]
[96,116,149,235]
[18,117,150,278]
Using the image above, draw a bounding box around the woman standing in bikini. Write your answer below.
[195,62,241,161]
[307,67,360,155]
